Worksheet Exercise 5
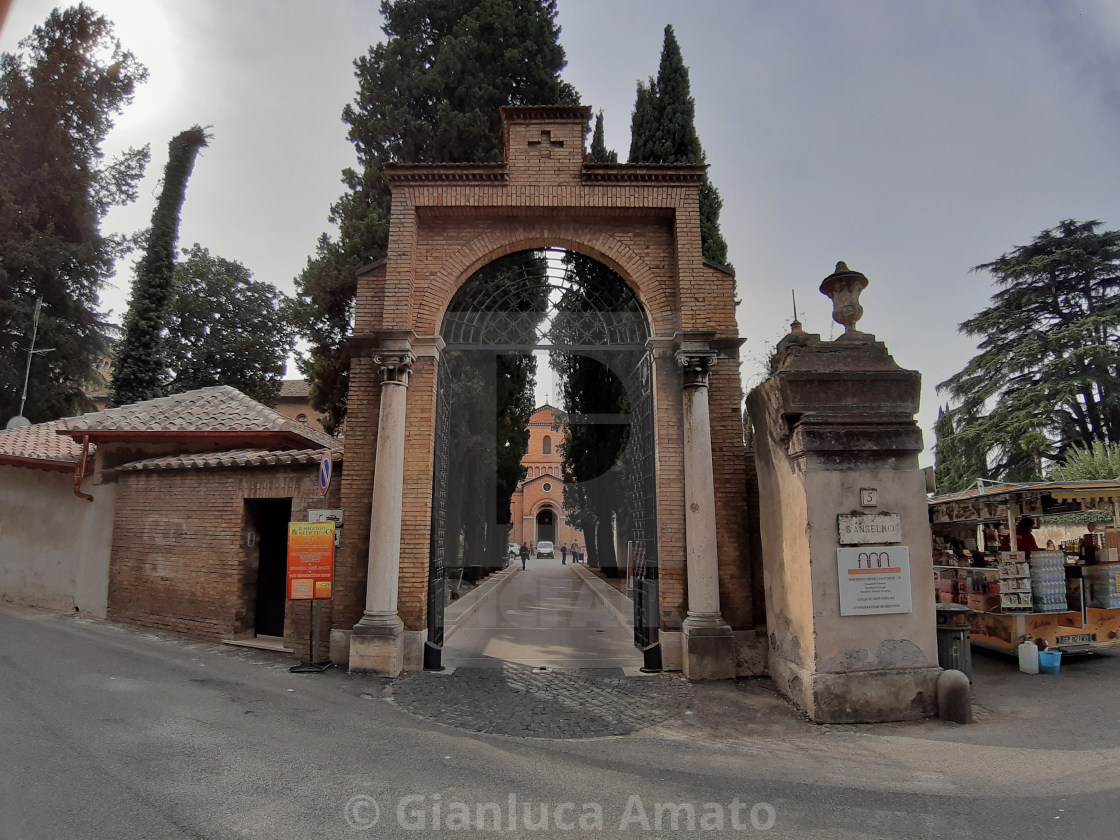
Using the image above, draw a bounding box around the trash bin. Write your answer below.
[934,606,973,682]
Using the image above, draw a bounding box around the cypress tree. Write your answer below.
[628,24,730,267]
[110,126,208,406]
[588,110,618,164]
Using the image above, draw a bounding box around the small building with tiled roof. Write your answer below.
[0,386,341,660]
[273,378,328,433]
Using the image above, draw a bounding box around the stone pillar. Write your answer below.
[349,345,415,676]
[746,264,940,723]
[677,338,736,680]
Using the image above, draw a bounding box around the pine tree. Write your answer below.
[293,0,578,433]
[110,126,208,406]
[0,5,149,422]
[627,24,730,267]
[939,219,1120,480]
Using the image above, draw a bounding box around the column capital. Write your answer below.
[675,349,718,388]
[373,349,416,385]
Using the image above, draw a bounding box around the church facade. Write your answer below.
[507,405,585,551]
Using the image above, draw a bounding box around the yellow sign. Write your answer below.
[287,522,335,600]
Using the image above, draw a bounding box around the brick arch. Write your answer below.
[415,227,674,337]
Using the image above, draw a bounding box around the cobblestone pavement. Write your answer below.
[374,663,694,739]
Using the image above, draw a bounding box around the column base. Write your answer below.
[769,654,941,723]
[681,615,736,680]
[349,613,405,676]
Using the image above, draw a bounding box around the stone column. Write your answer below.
[677,341,736,680]
[349,346,414,676]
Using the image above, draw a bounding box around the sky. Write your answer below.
[4,0,1120,465]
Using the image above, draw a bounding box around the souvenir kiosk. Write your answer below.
[930,481,1120,655]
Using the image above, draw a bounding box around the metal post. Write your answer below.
[18,298,42,419]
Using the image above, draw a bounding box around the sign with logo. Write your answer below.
[286,522,335,600]
[308,509,343,547]
[837,513,902,545]
[317,453,332,495]
[836,545,912,616]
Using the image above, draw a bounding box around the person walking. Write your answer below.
[519,542,530,571]
[561,544,568,565]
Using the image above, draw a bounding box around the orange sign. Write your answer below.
[287,522,335,600]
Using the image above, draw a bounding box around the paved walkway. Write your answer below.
[442,555,644,670]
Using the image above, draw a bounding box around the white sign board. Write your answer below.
[837,513,902,545]
[308,509,343,547]
[837,546,913,616]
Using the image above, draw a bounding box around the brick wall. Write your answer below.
[345,108,751,644]
[108,463,337,660]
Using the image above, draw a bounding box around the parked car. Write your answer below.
[536,540,554,559]
[507,542,520,560]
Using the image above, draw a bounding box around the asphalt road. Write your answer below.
[2,604,1118,839]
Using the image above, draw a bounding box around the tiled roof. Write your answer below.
[119,448,339,472]
[279,379,310,398]
[59,385,339,450]
[0,420,88,467]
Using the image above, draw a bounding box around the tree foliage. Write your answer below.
[1050,442,1120,481]
[0,4,148,422]
[938,220,1120,481]
[110,125,209,406]
[293,0,578,434]
[588,110,617,164]
[627,24,729,267]
[162,245,296,406]
[933,406,988,493]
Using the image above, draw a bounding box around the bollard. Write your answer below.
[937,669,972,724]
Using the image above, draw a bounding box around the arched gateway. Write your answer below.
[335,107,758,679]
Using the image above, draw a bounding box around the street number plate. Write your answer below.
[1057,633,1094,645]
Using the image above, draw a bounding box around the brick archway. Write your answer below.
[338,106,757,680]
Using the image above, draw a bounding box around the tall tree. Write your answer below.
[110,125,208,406]
[0,4,148,423]
[588,110,618,164]
[293,0,578,434]
[162,245,296,406]
[627,24,730,267]
[933,406,988,493]
[939,219,1120,481]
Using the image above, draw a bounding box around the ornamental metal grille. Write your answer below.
[430,250,659,650]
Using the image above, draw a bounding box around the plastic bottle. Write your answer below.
[1018,639,1039,674]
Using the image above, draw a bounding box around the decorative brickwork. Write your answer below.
[343,106,757,671]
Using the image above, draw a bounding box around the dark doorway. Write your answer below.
[536,508,556,543]
[246,498,291,638]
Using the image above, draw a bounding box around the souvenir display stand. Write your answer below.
[930,481,1120,655]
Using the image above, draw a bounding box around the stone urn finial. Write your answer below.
[820,261,869,336]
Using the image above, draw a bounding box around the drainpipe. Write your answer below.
[73,435,93,502]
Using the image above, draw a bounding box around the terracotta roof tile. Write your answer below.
[59,385,339,450]
[0,420,88,466]
[119,447,341,472]
[279,379,310,398]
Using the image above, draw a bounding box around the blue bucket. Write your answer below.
[1038,649,1062,674]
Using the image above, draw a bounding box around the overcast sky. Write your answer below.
[4,0,1120,464]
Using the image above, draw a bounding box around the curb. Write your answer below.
[570,563,634,630]
[443,564,519,643]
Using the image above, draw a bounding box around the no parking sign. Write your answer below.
[318,452,332,495]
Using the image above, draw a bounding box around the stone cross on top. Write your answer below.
[502,106,590,183]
